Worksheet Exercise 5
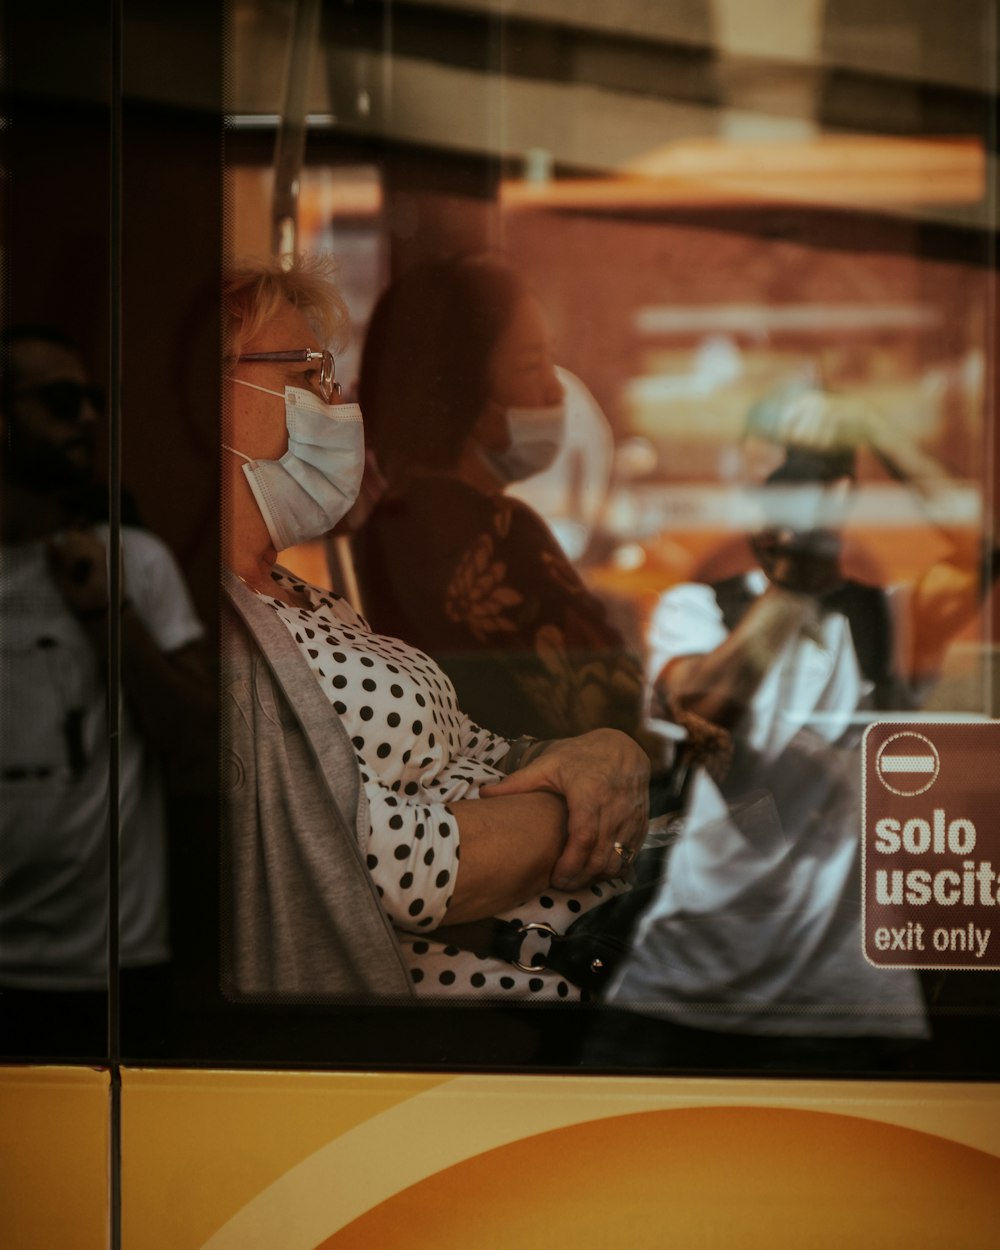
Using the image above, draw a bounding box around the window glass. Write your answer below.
[0,1,114,1061]
[209,0,997,1075]
[6,1,995,1078]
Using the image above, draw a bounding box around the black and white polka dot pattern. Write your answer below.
[265,567,628,999]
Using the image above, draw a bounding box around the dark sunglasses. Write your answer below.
[10,380,105,421]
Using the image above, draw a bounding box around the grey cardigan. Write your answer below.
[221,571,415,999]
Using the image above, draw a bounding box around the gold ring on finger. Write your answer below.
[613,841,635,869]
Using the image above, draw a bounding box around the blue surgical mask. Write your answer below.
[478,401,567,485]
[224,380,365,551]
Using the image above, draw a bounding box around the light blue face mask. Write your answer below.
[478,401,567,485]
[224,380,365,551]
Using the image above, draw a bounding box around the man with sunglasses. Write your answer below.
[0,326,209,1054]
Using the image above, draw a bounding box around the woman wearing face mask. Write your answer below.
[221,256,649,1001]
[353,253,648,747]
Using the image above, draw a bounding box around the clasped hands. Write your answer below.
[481,728,649,891]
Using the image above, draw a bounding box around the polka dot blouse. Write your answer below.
[263,567,628,1000]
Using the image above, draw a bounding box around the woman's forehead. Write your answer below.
[244,302,322,354]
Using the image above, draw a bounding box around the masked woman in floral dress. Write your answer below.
[353,253,649,748]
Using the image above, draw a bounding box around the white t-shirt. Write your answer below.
[609,573,928,1037]
[0,525,204,989]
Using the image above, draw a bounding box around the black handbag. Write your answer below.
[522,838,676,994]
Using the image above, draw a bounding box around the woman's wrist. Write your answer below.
[501,736,558,773]
[501,735,536,774]
[521,738,557,767]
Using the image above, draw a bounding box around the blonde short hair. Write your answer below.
[223,254,350,360]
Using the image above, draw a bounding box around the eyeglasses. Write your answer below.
[8,381,105,422]
[236,348,341,402]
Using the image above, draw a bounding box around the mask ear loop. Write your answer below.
[223,377,286,464]
[228,376,285,399]
[221,444,252,462]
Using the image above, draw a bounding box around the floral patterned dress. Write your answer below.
[353,474,644,743]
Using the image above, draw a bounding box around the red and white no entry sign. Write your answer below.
[875,731,940,797]
[863,721,1000,971]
